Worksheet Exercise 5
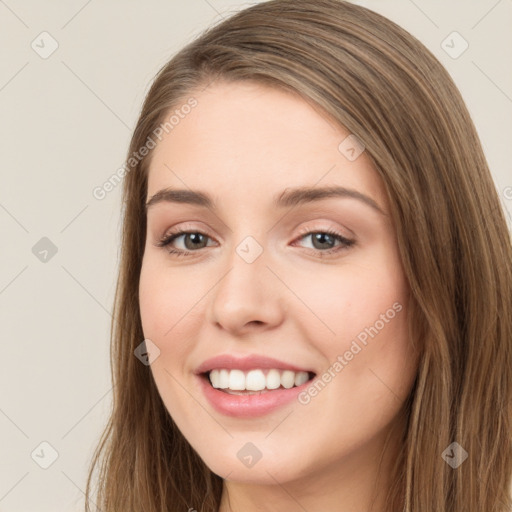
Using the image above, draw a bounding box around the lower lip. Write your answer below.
[197,374,313,418]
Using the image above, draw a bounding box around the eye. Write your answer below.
[154,230,216,257]
[154,227,355,258]
[292,227,355,256]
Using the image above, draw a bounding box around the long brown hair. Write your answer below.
[85,1,512,510]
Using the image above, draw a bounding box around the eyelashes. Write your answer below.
[154,226,355,259]
[293,226,355,254]
[155,230,214,257]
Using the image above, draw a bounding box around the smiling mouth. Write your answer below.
[201,368,316,395]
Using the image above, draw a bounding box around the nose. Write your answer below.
[208,242,285,335]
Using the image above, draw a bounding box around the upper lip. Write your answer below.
[194,354,315,375]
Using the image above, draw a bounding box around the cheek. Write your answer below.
[289,256,407,349]
[138,258,203,420]
[139,255,202,337]
[290,247,414,401]
[138,257,203,376]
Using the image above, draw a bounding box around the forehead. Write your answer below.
[146,80,385,208]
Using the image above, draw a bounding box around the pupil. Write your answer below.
[186,233,206,250]
[313,233,334,250]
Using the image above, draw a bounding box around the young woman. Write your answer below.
[85,1,512,510]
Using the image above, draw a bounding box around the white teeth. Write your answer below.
[266,369,281,390]
[245,369,266,391]
[294,371,309,386]
[228,369,245,390]
[219,369,229,388]
[281,370,295,389]
[208,368,311,391]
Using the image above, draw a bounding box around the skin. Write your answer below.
[139,80,419,512]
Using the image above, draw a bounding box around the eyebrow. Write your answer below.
[145,185,386,215]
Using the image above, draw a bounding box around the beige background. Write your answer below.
[0,0,510,510]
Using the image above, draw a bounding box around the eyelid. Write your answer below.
[293,222,352,241]
[158,222,217,241]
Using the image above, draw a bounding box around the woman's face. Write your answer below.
[139,80,418,486]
